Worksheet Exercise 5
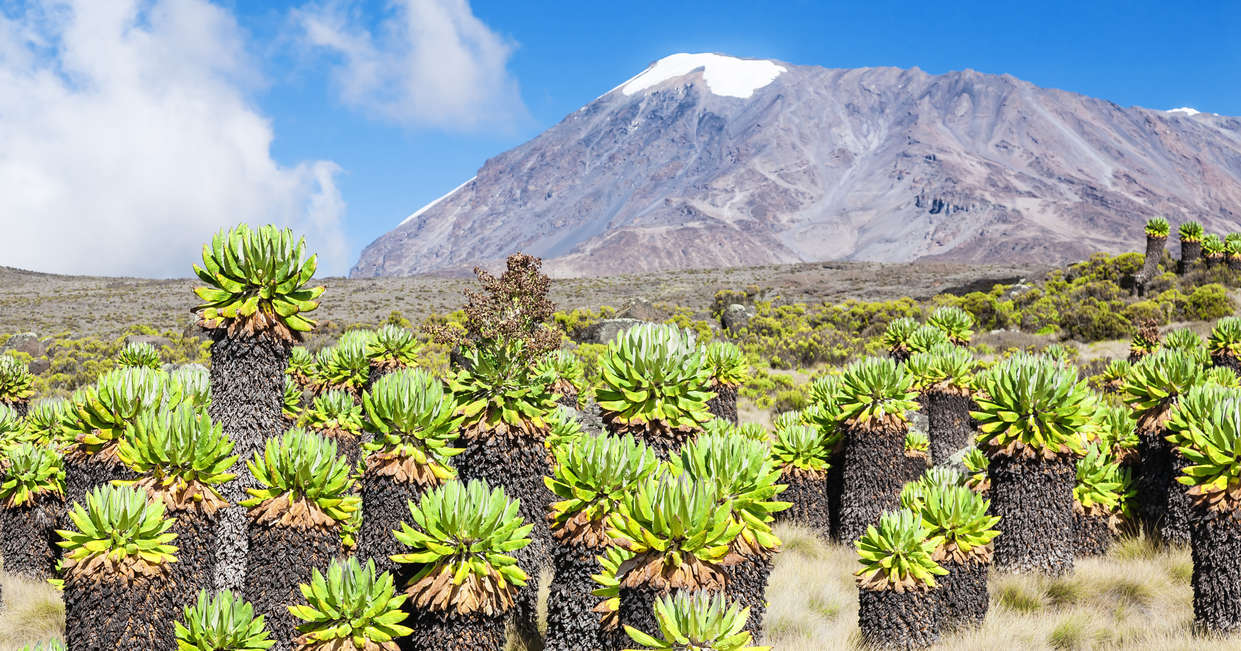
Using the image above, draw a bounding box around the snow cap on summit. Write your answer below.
[620,53,786,99]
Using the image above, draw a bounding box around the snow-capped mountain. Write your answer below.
[352,53,1241,278]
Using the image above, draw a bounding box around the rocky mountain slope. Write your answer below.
[352,53,1241,278]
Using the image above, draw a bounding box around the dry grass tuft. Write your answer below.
[0,573,63,651]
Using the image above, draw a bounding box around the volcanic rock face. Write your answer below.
[352,53,1241,278]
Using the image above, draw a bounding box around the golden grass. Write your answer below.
[764,524,1241,650]
[7,530,1241,650]
[0,573,63,651]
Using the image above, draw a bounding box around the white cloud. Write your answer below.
[296,0,527,131]
[0,0,349,277]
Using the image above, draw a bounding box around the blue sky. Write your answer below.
[1,0,1238,277]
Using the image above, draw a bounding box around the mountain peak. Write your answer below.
[617,52,787,99]
[352,62,1241,279]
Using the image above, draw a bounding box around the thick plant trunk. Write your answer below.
[1179,240,1202,274]
[924,391,975,464]
[1073,508,1114,557]
[208,332,290,501]
[64,570,177,651]
[602,414,690,460]
[546,544,607,651]
[1137,235,1166,292]
[617,584,667,648]
[1212,353,1241,377]
[213,506,248,593]
[454,432,553,647]
[401,608,507,651]
[0,497,64,580]
[1191,510,1241,633]
[207,332,289,598]
[837,422,907,545]
[707,383,739,424]
[359,471,425,576]
[722,554,773,642]
[988,453,1075,575]
[245,520,342,650]
[1136,427,1193,546]
[775,470,830,540]
[168,509,218,608]
[1,400,27,418]
[64,453,134,509]
[905,452,929,484]
[857,586,940,650]
[938,559,988,631]
[827,451,845,542]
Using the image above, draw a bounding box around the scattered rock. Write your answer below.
[1,332,46,358]
[616,297,666,322]
[581,318,645,345]
[27,359,50,375]
[721,304,755,333]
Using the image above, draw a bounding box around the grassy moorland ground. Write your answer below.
[0,260,1046,340]
[5,524,1238,651]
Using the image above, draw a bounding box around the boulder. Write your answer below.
[581,318,645,345]
[1,332,46,358]
[721,304,754,333]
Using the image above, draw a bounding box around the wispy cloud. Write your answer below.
[0,0,349,277]
[296,0,528,131]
